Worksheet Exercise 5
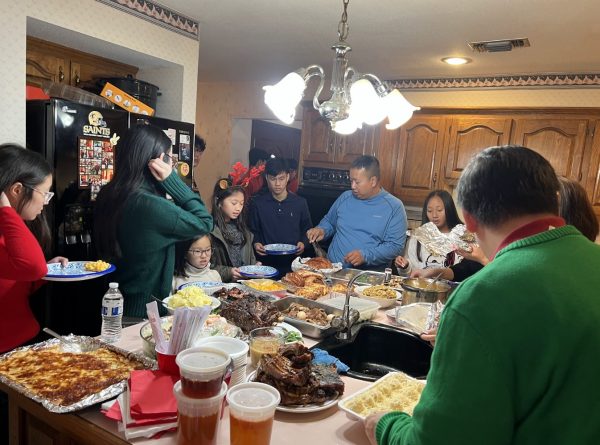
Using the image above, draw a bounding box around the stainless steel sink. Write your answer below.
[312,322,432,381]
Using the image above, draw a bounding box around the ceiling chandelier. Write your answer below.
[263,0,419,135]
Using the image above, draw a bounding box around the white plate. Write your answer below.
[276,322,303,341]
[246,371,339,413]
[238,265,278,278]
[162,295,221,314]
[178,281,224,290]
[44,261,116,282]
[353,285,402,309]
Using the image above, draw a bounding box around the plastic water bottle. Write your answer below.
[100,282,123,343]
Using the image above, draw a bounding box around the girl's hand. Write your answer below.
[231,267,243,280]
[0,192,11,207]
[148,154,173,182]
[456,244,489,265]
[296,242,305,255]
[394,255,409,269]
[254,243,267,256]
[364,412,386,445]
[48,256,69,267]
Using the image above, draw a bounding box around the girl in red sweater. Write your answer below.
[0,144,67,353]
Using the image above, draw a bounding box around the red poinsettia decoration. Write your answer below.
[227,162,265,188]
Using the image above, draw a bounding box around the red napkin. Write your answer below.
[129,370,178,420]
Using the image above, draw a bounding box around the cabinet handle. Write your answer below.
[58,66,64,82]
[74,71,80,85]
[433,172,438,184]
[578,171,582,181]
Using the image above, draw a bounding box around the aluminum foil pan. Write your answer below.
[412,223,475,257]
[0,336,155,413]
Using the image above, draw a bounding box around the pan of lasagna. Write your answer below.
[0,336,155,413]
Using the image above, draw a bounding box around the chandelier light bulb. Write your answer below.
[332,114,362,135]
[350,79,387,126]
[263,72,306,124]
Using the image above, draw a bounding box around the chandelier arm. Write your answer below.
[302,65,326,110]
[358,73,392,96]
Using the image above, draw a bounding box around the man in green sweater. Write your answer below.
[366,145,600,444]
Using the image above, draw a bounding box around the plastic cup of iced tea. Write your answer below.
[249,327,285,368]
[176,346,231,398]
[173,380,227,445]
[226,382,281,445]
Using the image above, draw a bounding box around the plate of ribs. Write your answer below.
[219,293,281,334]
[249,343,344,413]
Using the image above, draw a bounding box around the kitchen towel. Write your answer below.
[311,348,350,373]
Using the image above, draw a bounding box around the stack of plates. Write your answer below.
[195,336,249,387]
[238,265,278,278]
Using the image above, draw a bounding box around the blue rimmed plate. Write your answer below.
[264,243,299,255]
[238,265,278,278]
[44,261,116,282]
[178,281,225,290]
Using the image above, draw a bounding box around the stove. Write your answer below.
[301,166,351,189]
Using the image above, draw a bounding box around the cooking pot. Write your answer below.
[401,277,450,306]
[97,75,160,110]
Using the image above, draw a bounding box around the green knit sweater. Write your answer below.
[113,172,213,317]
[376,226,600,445]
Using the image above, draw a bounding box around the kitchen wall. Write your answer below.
[195,80,600,202]
[1,0,199,145]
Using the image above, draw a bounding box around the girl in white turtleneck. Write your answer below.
[172,234,221,292]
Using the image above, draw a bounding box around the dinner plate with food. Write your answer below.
[353,285,402,309]
[246,343,344,413]
[291,256,343,274]
[44,260,116,282]
[263,243,300,255]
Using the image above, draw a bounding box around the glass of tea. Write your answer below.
[176,347,232,398]
[226,382,281,445]
[174,380,227,445]
[249,327,285,368]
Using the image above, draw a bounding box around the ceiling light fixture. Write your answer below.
[263,0,419,135]
[442,57,472,65]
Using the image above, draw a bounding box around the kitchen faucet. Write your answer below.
[331,270,374,340]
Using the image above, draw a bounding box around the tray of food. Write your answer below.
[272,297,346,339]
[321,296,381,321]
[249,343,344,412]
[210,283,277,302]
[338,371,425,420]
[0,337,154,413]
[291,257,342,274]
[281,270,330,300]
[238,279,288,297]
[354,285,402,309]
[219,293,282,334]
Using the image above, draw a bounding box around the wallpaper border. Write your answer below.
[96,0,198,40]
[390,73,600,90]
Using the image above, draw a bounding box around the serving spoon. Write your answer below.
[43,327,97,353]
[424,271,444,291]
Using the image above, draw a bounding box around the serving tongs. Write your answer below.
[43,327,98,353]
[311,241,327,258]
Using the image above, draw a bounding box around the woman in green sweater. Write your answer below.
[94,124,213,318]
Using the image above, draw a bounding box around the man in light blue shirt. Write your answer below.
[307,156,407,270]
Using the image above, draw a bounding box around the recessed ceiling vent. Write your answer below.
[468,38,530,53]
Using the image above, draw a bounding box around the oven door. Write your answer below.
[298,184,347,236]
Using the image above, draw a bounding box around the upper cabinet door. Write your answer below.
[445,117,513,182]
[585,120,600,219]
[512,117,589,181]
[300,107,335,165]
[392,116,447,204]
[336,125,379,166]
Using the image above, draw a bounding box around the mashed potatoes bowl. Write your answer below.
[163,286,220,314]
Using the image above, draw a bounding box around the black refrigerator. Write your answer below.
[26,99,195,336]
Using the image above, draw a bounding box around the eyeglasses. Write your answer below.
[188,248,213,257]
[24,185,54,204]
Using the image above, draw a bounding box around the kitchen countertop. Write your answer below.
[77,308,395,444]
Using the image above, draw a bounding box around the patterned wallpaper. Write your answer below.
[2,0,198,145]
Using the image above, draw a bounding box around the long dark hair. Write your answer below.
[94,124,172,259]
[174,234,211,278]
[417,189,463,262]
[0,144,52,253]
[211,179,248,246]
[558,177,599,241]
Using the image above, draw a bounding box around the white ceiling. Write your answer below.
[159,0,600,83]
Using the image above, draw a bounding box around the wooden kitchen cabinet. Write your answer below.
[511,116,590,181]
[444,116,513,183]
[26,37,138,88]
[300,106,380,168]
[390,115,448,205]
[585,120,600,218]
